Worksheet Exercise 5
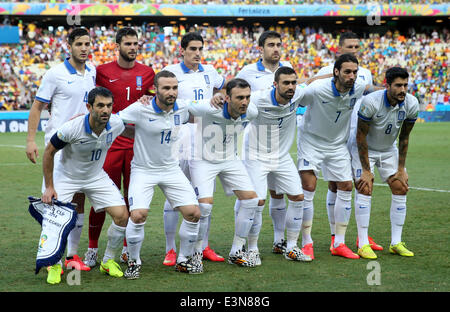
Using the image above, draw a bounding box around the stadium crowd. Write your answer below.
[0,0,447,4]
[1,22,448,111]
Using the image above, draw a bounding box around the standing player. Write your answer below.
[26,27,95,271]
[84,27,155,267]
[235,31,294,254]
[118,71,201,278]
[161,32,225,266]
[352,67,418,258]
[298,31,382,259]
[42,87,131,284]
[297,54,369,259]
[188,78,259,267]
[242,66,312,263]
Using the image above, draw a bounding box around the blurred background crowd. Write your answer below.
[0,20,448,111]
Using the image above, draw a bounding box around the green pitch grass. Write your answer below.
[0,122,448,293]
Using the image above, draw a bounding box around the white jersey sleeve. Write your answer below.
[117,101,143,124]
[35,69,57,104]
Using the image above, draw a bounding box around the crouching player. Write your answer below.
[41,87,132,284]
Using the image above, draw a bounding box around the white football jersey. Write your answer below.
[236,59,292,92]
[163,62,224,100]
[315,64,373,140]
[118,98,190,170]
[35,58,96,144]
[244,86,303,162]
[51,114,124,180]
[188,100,258,162]
[298,77,366,149]
[355,90,419,152]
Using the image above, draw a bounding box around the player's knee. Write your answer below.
[130,209,147,224]
[328,181,338,193]
[337,181,353,192]
[237,191,258,201]
[269,190,283,199]
[287,194,304,202]
[182,205,201,223]
[112,207,129,227]
[390,182,408,195]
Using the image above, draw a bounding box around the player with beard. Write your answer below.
[26,27,96,272]
[351,67,419,258]
[84,27,155,268]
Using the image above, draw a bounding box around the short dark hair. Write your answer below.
[258,31,281,47]
[274,66,297,83]
[116,27,138,44]
[181,32,204,49]
[68,27,90,46]
[338,31,359,47]
[88,87,113,106]
[226,78,251,97]
[333,53,359,77]
[385,67,409,85]
[154,70,177,88]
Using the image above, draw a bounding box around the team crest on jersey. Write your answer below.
[204,75,210,85]
[398,111,406,121]
[174,115,180,125]
[350,98,357,108]
[106,132,113,145]
[136,76,142,91]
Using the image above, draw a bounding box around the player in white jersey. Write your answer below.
[187,78,260,267]
[298,54,371,259]
[241,66,312,262]
[117,71,201,278]
[26,28,96,272]
[161,32,226,266]
[41,87,131,284]
[352,67,419,259]
[235,31,294,254]
[297,32,383,259]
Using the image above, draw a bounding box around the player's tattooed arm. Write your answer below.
[356,118,374,195]
[390,121,415,191]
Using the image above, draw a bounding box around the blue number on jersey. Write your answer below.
[160,130,172,144]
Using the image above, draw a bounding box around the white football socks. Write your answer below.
[355,191,372,248]
[103,222,126,263]
[125,218,145,265]
[285,200,304,250]
[163,199,178,253]
[67,213,84,258]
[390,194,407,246]
[302,190,315,247]
[231,198,258,254]
[196,203,212,253]
[178,219,199,263]
[269,197,286,245]
[247,204,264,252]
[326,190,337,236]
[334,190,352,247]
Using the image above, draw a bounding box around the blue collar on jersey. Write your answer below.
[181,61,204,73]
[331,78,355,97]
[270,86,292,106]
[152,97,179,113]
[84,113,111,134]
[64,57,91,75]
[256,59,283,72]
[384,90,405,108]
[223,102,246,120]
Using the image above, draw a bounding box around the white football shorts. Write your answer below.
[52,169,125,212]
[297,139,352,182]
[244,156,303,200]
[127,165,198,211]
[189,159,255,199]
[350,144,400,182]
